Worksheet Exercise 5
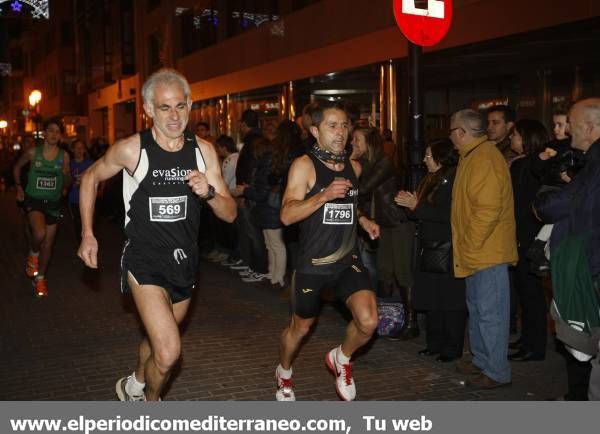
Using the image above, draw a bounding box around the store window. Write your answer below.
[294,65,381,128]
[189,99,219,138]
[180,5,218,56]
[226,0,280,39]
[228,85,281,142]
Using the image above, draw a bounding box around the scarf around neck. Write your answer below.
[310,144,347,165]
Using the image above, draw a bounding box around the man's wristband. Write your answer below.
[200,184,216,201]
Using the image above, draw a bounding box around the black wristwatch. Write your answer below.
[201,184,216,201]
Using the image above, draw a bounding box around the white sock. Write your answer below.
[336,346,351,364]
[536,224,553,242]
[29,250,39,257]
[276,364,292,379]
[126,372,145,395]
[35,274,44,281]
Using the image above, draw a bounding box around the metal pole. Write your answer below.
[407,42,425,191]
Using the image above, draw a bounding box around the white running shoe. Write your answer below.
[115,376,146,401]
[230,263,249,271]
[325,348,356,401]
[275,369,295,401]
[239,268,254,277]
[242,272,270,283]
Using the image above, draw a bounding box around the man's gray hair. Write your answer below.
[141,68,191,106]
[451,109,487,137]
[581,99,600,127]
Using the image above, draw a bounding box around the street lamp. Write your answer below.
[28,90,42,136]
[0,120,7,153]
[28,90,42,107]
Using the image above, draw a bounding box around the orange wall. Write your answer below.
[178,0,600,101]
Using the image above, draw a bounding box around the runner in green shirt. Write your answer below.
[13,119,71,297]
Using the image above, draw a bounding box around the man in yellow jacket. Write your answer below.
[449,109,518,389]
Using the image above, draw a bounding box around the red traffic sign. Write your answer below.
[393,0,453,47]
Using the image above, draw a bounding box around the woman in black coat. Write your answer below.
[507,119,549,361]
[352,128,422,339]
[395,139,466,362]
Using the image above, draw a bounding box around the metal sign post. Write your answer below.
[393,0,453,188]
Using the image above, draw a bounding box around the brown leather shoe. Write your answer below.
[455,360,482,376]
[466,373,511,390]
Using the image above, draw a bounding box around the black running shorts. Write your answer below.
[120,240,199,303]
[23,195,62,225]
[292,260,374,318]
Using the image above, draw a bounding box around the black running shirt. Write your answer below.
[123,129,205,248]
[296,153,360,275]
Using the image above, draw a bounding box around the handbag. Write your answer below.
[376,297,405,337]
[419,239,452,274]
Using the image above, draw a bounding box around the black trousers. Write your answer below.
[236,206,268,274]
[514,254,547,355]
[425,309,467,358]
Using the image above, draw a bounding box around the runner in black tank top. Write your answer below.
[124,128,204,248]
[120,128,206,302]
[296,152,360,275]
[274,101,381,402]
[76,69,236,401]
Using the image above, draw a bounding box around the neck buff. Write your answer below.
[310,144,347,164]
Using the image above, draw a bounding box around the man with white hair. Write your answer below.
[77,68,237,400]
[449,109,518,389]
[535,98,600,400]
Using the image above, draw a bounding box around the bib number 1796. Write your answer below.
[323,203,353,225]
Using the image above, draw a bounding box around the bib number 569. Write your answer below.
[149,196,187,222]
[158,204,181,215]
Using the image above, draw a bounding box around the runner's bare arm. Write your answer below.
[188,138,237,223]
[280,155,352,226]
[77,135,140,268]
[12,147,35,202]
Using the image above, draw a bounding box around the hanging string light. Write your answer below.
[0,0,49,19]
[192,8,279,30]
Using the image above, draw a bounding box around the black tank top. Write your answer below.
[123,129,205,248]
[296,153,359,274]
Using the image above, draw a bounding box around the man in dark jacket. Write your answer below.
[534,97,600,400]
[233,109,268,281]
[487,105,517,161]
[235,110,262,186]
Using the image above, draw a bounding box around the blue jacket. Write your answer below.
[534,139,600,277]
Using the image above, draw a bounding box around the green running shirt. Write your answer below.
[25,146,65,202]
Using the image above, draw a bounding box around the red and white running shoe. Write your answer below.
[275,368,295,401]
[325,347,356,401]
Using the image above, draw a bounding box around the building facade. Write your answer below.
[3,0,600,150]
